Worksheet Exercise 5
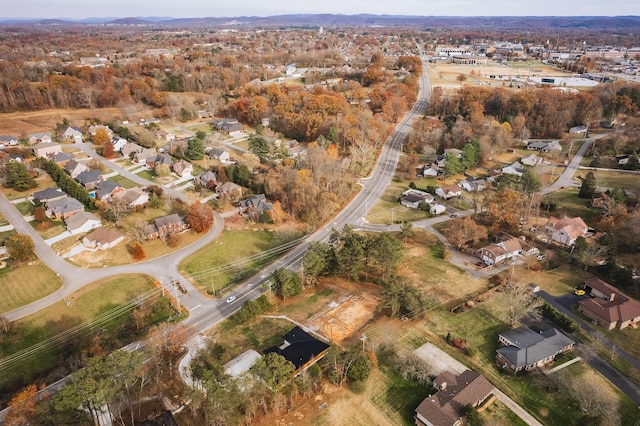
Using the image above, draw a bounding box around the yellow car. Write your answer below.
[574,289,586,296]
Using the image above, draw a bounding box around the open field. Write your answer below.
[0,108,136,135]
[0,261,62,313]
[180,220,305,295]
[107,174,138,189]
[427,61,564,91]
[0,274,176,402]
[366,178,430,224]
[542,187,599,226]
[584,169,640,191]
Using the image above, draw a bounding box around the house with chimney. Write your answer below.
[111,187,149,209]
[415,370,494,426]
[32,142,63,159]
[46,197,84,220]
[578,278,640,330]
[476,233,538,266]
[544,216,588,246]
[144,214,188,240]
[62,126,83,141]
[64,159,89,179]
[496,326,575,372]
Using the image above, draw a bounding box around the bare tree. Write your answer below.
[496,280,543,327]
[0,314,11,333]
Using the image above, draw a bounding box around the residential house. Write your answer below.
[616,154,633,165]
[110,136,128,152]
[570,125,588,134]
[207,147,231,163]
[122,142,144,159]
[435,185,462,200]
[146,153,173,169]
[444,148,463,158]
[46,197,84,220]
[421,164,440,177]
[94,180,123,200]
[212,118,244,136]
[527,141,562,152]
[216,181,243,200]
[0,135,19,147]
[65,211,101,235]
[29,132,52,145]
[172,159,193,177]
[32,142,62,158]
[33,187,66,204]
[194,170,217,189]
[53,152,73,167]
[590,192,608,207]
[521,154,542,167]
[544,216,588,245]
[430,204,447,215]
[458,177,486,192]
[501,161,526,177]
[239,194,273,217]
[75,169,103,189]
[88,125,113,139]
[133,148,157,164]
[263,326,330,375]
[82,227,125,250]
[400,189,434,210]
[476,233,537,265]
[64,159,89,179]
[156,130,175,143]
[496,326,575,372]
[415,370,495,426]
[144,214,188,240]
[578,278,640,330]
[62,126,83,141]
[111,187,149,209]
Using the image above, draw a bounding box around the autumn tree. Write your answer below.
[146,322,194,379]
[101,140,115,159]
[573,236,608,271]
[446,216,487,249]
[186,202,215,233]
[485,189,522,232]
[5,234,35,260]
[131,242,145,261]
[155,163,171,177]
[5,384,42,425]
[93,128,110,145]
[33,206,47,222]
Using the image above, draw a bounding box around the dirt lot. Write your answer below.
[428,62,564,92]
[0,108,129,135]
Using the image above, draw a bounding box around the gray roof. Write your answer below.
[76,169,102,185]
[154,213,183,228]
[239,194,272,212]
[497,327,574,369]
[53,152,73,163]
[95,180,122,198]
[65,211,101,231]
[0,135,18,142]
[33,187,65,202]
[47,197,84,215]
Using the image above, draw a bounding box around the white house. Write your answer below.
[82,228,125,250]
[521,154,542,167]
[65,211,102,235]
[458,178,486,192]
[110,136,128,152]
[0,135,19,147]
[435,185,462,199]
[32,142,63,159]
[62,126,83,141]
[476,235,533,265]
[400,189,433,209]
[502,161,526,177]
[545,216,588,245]
[111,187,149,209]
[430,204,446,215]
[208,147,231,163]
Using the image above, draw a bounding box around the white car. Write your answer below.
[226,296,236,304]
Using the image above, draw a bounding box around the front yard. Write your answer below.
[0,260,63,312]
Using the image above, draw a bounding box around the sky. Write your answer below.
[3,0,638,20]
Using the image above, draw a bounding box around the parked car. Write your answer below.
[574,289,586,296]
[537,254,546,261]
[450,214,458,218]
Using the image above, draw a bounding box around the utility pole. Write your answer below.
[360,334,368,352]
[210,279,215,296]
[173,281,181,314]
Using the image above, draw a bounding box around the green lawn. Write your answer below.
[369,367,430,425]
[136,169,156,181]
[0,230,16,246]
[217,317,294,363]
[367,178,431,224]
[0,262,63,312]
[541,188,599,226]
[108,175,138,189]
[0,274,176,402]
[14,201,34,216]
[180,228,305,295]
[30,219,66,240]
[589,170,640,191]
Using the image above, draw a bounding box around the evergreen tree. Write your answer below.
[4,161,36,191]
[578,171,597,199]
[186,138,205,160]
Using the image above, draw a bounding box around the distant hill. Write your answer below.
[0,14,639,30]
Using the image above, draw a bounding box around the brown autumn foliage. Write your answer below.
[186,202,215,233]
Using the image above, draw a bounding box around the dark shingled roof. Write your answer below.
[263,326,330,370]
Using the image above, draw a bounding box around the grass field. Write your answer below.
[136,169,156,181]
[367,179,430,224]
[108,175,138,189]
[180,227,304,295]
[0,261,62,312]
[0,274,175,401]
[589,170,640,191]
[14,201,34,216]
[541,188,599,226]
